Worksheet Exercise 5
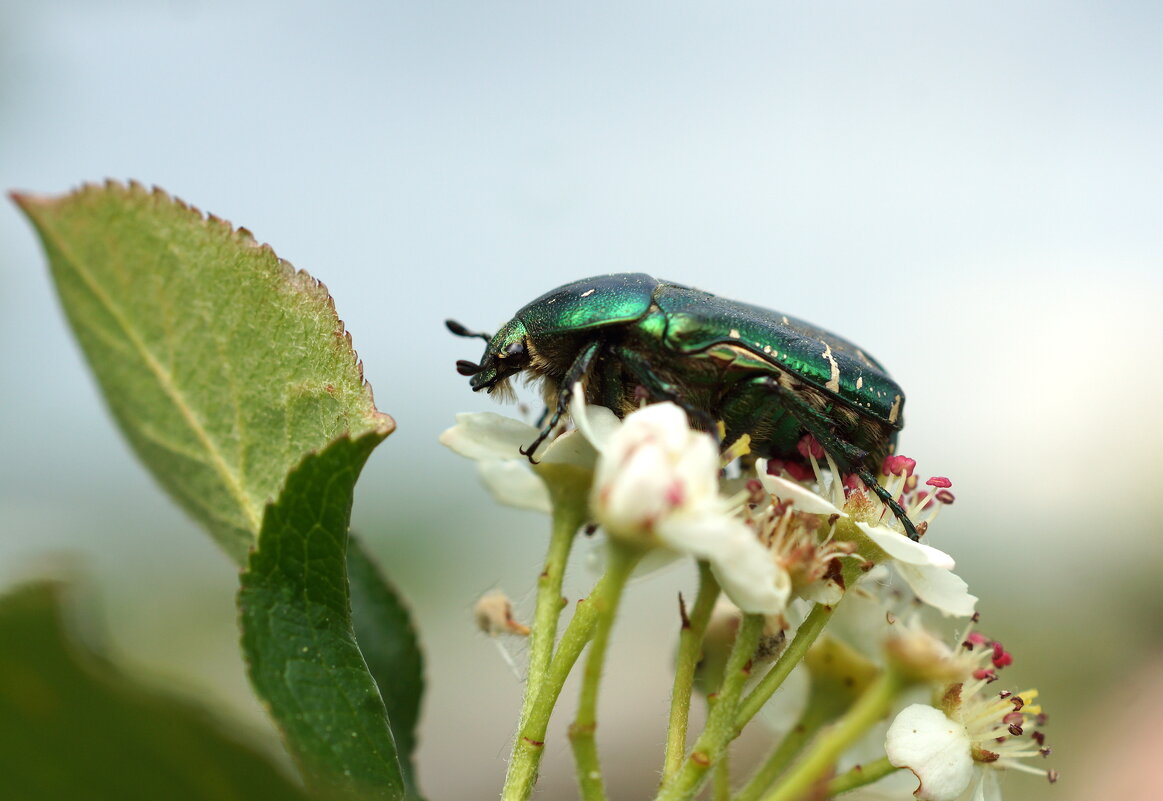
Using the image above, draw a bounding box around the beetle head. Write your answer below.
[447,318,531,397]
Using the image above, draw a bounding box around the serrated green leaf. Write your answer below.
[348,539,425,798]
[12,182,393,563]
[0,581,312,801]
[239,431,404,801]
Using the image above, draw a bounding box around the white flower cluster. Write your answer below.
[440,390,975,619]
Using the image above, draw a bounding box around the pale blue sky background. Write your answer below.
[2,2,1161,798]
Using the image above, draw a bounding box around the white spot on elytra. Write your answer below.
[856,375,864,390]
[821,342,841,392]
[729,328,741,338]
[580,288,596,297]
[889,394,902,424]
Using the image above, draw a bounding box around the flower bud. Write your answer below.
[590,403,721,543]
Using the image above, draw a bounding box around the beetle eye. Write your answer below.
[504,341,527,360]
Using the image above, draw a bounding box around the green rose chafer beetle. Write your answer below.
[448,272,916,539]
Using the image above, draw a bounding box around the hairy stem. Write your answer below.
[662,561,721,783]
[654,614,765,801]
[501,535,634,801]
[734,602,835,733]
[500,476,586,801]
[569,543,643,801]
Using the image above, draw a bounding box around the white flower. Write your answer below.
[589,402,721,536]
[885,633,1055,801]
[745,466,855,605]
[886,704,975,801]
[856,522,977,618]
[439,411,596,513]
[757,464,847,517]
[755,446,976,618]
[580,399,789,615]
[442,392,790,615]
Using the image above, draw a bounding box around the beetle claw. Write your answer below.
[518,442,542,465]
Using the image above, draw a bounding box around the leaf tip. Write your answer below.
[373,410,397,437]
[9,189,48,216]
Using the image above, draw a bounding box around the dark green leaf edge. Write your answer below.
[239,429,405,801]
[348,539,425,798]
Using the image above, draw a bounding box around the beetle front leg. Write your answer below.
[520,339,601,463]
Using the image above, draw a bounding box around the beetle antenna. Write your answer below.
[446,319,492,342]
[456,359,484,376]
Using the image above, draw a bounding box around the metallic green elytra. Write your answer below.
[447,273,916,539]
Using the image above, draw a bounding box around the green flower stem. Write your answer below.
[569,543,644,801]
[757,670,905,801]
[654,613,766,801]
[824,756,899,796]
[730,704,830,801]
[500,471,588,801]
[713,747,730,801]
[733,602,835,733]
[501,537,635,801]
[524,494,585,717]
[662,561,721,783]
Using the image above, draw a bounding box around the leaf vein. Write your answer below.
[52,228,263,533]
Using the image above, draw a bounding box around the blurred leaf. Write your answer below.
[0,581,312,801]
[349,538,425,797]
[239,432,404,801]
[12,182,393,563]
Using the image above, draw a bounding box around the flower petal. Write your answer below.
[569,384,622,452]
[661,515,790,615]
[757,662,810,738]
[477,459,552,513]
[856,523,955,570]
[439,412,538,461]
[895,563,979,618]
[798,576,845,606]
[539,428,599,469]
[758,467,846,516]
[973,769,1001,801]
[886,704,974,801]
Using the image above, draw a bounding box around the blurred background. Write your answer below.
[2,2,1161,798]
